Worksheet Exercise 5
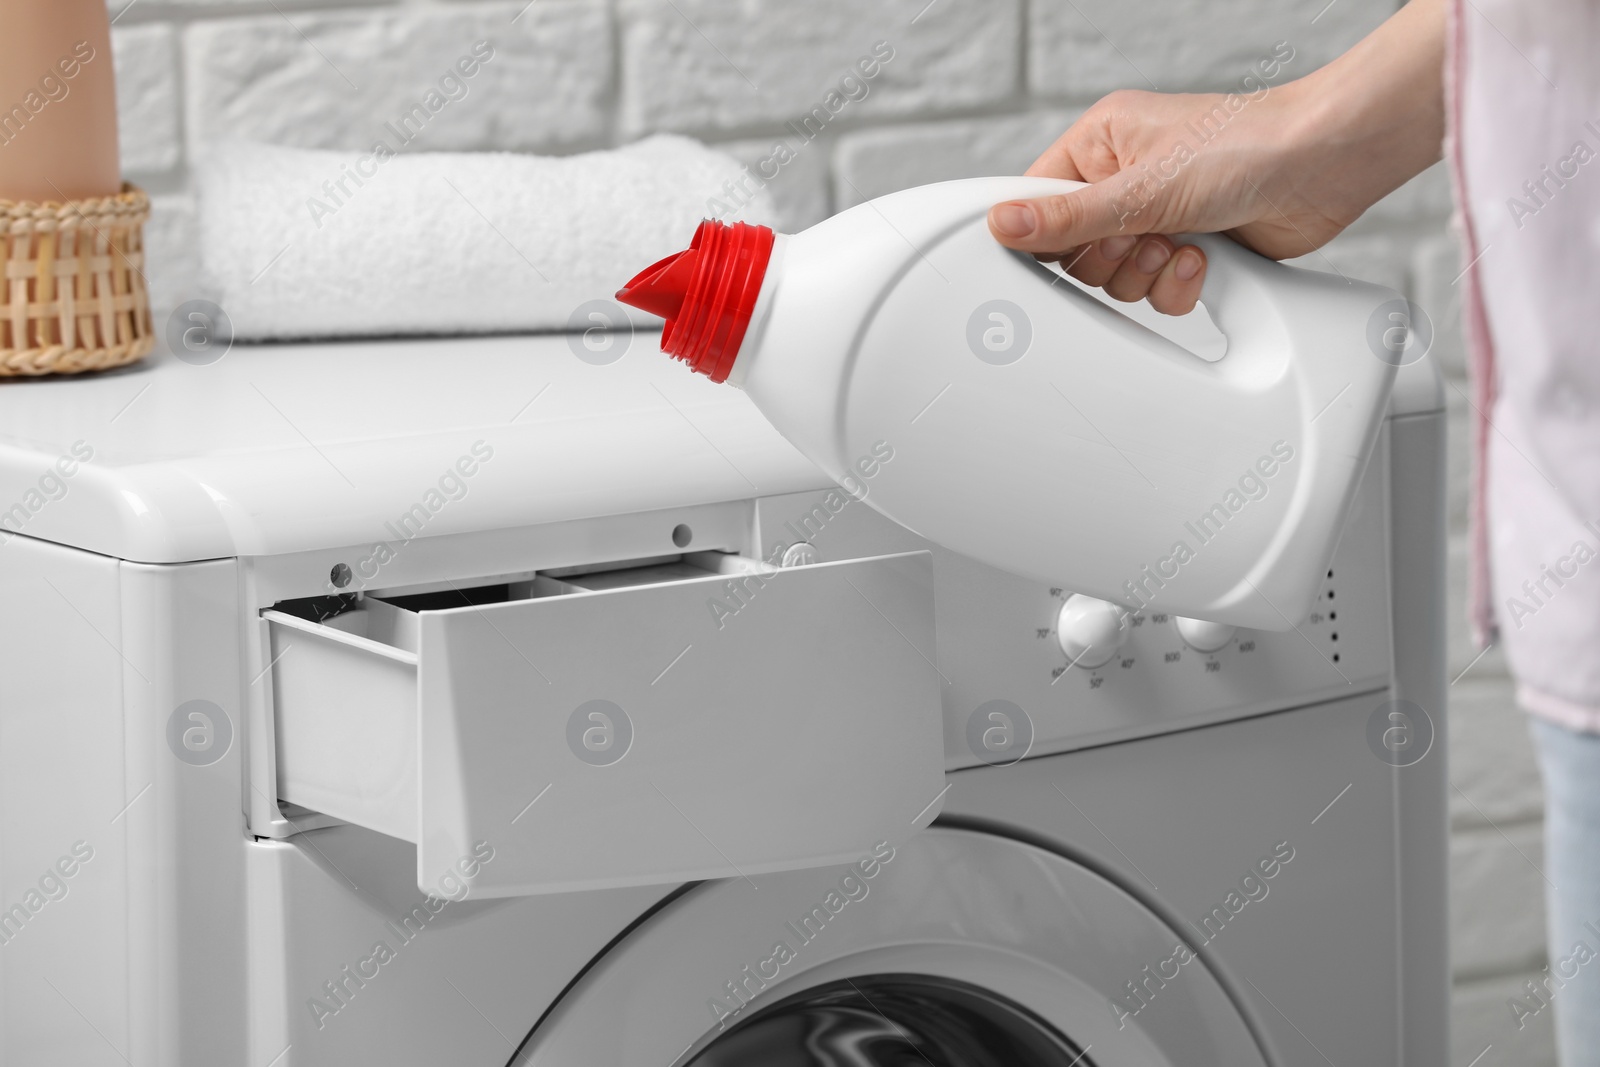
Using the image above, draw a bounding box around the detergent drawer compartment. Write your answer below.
[264,550,944,897]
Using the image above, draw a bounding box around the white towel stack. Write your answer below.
[196,136,779,340]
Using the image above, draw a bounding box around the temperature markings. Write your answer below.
[1163,651,1181,663]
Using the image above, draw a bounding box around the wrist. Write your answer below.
[1260,74,1335,171]
[1268,0,1446,214]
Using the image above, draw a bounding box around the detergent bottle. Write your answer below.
[616,177,1402,630]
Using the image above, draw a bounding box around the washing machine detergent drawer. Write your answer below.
[263,549,943,897]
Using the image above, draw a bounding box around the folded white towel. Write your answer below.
[196,136,778,340]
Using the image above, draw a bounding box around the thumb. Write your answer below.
[988,179,1146,254]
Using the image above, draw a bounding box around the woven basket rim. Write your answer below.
[1,180,153,376]
[0,182,148,218]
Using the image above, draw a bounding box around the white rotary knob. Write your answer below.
[1056,594,1130,669]
[1175,616,1238,653]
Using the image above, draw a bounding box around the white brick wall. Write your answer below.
[103,2,1547,1061]
[112,24,180,174]
[1027,0,1380,98]
[618,0,1021,135]
[184,2,612,154]
[832,110,1080,206]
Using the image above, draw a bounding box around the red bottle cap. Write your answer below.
[616,220,775,383]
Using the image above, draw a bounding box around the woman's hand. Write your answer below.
[990,0,1447,315]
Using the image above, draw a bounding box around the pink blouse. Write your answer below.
[1452,0,1600,729]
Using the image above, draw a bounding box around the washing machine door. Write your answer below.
[512,828,1269,1066]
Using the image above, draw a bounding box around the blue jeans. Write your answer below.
[1531,717,1600,1063]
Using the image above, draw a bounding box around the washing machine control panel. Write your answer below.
[754,439,1392,768]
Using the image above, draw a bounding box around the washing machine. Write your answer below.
[0,324,1445,1066]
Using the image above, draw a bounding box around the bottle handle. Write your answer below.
[1174,232,1286,366]
[1170,231,1395,423]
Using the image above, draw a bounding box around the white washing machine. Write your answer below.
[0,327,1446,1066]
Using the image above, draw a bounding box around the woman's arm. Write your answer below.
[988,0,1447,314]
[0,0,120,202]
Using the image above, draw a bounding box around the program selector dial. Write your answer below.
[1056,594,1130,669]
[1175,616,1238,653]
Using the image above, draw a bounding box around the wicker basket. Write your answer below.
[0,184,154,376]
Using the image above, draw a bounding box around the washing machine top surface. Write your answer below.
[0,329,1441,565]
[0,333,830,562]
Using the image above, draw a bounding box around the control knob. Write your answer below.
[1175,616,1238,653]
[1056,594,1130,669]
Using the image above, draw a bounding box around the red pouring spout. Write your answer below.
[616,219,775,383]
[615,248,698,320]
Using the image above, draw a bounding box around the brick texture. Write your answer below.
[1363,161,1457,227]
[832,111,1078,207]
[1451,823,1548,978]
[1028,0,1390,99]
[1453,970,1558,1067]
[112,24,181,176]
[143,193,200,313]
[1290,231,1409,293]
[716,135,833,231]
[183,1,610,155]
[1450,676,1544,830]
[618,0,1021,135]
[1412,227,1469,380]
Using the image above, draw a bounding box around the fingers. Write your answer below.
[1149,245,1207,315]
[1104,236,1177,302]
[1023,128,1087,182]
[1021,106,1113,181]
[1059,235,1138,288]
[1058,236,1207,316]
[987,181,1128,255]
[991,86,1220,316]
[1023,93,1130,183]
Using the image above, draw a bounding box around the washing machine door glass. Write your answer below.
[688,974,1088,1066]
[515,828,1268,1067]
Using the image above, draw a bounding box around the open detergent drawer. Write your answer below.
[264,550,944,897]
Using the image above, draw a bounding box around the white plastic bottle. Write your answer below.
[617,177,1401,630]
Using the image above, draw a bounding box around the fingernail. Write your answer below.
[1174,249,1203,281]
[1100,235,1137,259]
[1135,240,1171,274]
[990,203,1036,238]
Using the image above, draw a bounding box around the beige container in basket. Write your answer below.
[0,184,153,376]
